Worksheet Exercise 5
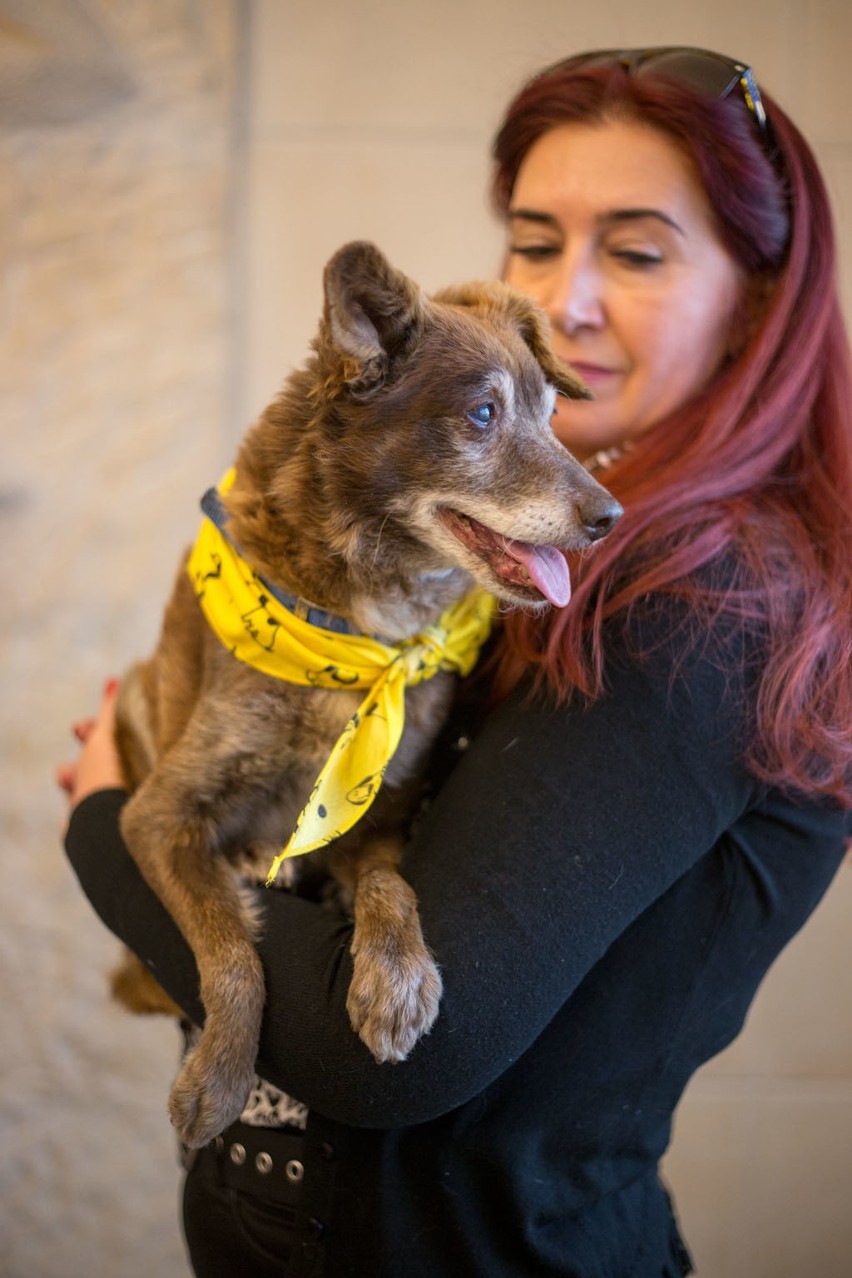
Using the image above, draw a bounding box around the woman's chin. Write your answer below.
[551,415,625,463]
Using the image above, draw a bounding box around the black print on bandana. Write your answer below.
[241,595,281,652]
[346,768,386,807]
[294,778,322,829]
[193,552,223,601]
[306,663,360,686]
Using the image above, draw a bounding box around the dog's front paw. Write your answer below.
[168,1037,256,1149]
[346,936,443,1064]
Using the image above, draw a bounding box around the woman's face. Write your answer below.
[504,119,744,460]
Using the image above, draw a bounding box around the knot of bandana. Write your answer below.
[186,472,496,883]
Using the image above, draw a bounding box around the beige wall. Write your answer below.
[2,2,850,1276]
[1,3,239,1276]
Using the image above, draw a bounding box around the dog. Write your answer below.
[110,240,622,1149]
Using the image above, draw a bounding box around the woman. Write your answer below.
[60,48,852,1277]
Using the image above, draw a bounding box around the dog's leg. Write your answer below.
[110,951,184,1017]
[343,832,443,1063]
[120,764,266,1149]
[111,663,184,1018]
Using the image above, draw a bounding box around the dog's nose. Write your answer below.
[579,494,623,542]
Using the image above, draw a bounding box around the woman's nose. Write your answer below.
[546,257,605,335]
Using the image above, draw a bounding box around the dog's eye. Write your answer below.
[466,403,495,429]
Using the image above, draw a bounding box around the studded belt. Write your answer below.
[184,1120,307,1207]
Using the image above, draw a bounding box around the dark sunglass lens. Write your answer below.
[636,49,742,99]
[548,49,619,74]
[634,48,766,130]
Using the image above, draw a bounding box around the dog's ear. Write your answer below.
[323,242,426,399]
[497,286,592,401]
[436,280,592,402]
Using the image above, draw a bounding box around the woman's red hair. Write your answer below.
[491,62,852,805]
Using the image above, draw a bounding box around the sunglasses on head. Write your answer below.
[546,46,767,132]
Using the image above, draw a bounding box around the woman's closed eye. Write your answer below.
[609,247,664,269]
[509,242,663,269]
[508,243,561,262]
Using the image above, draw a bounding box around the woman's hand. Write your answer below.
[57,680,125,821]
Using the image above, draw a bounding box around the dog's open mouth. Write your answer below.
[439,508,571,607]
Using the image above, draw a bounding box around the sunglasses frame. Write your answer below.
[544,46,767,132]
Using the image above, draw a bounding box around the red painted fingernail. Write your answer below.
[104,678,119,696]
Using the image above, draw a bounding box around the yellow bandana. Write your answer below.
[186,472,496,883]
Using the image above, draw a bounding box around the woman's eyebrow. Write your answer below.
[601,208,686,237]
[508,207,685,237]
[507,209,560,228]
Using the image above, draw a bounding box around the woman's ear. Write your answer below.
[728,270,777,357]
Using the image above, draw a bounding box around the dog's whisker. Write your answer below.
[371,514,392,571]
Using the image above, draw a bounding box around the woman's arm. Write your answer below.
[65,606,762,1127]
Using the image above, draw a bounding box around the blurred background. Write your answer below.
[1,2,850,1275]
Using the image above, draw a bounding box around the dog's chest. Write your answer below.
[222,670,455,877]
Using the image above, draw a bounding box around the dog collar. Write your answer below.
[200,484,370,639]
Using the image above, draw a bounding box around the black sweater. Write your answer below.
[65,600,846,1277]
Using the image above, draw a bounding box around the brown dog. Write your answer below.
[111,241,621,1149]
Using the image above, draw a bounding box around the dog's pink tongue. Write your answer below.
[506,540,572,607]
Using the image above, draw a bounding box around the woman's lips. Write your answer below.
[567,362,620,387]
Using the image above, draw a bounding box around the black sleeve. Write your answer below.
[65,608,758,1128]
